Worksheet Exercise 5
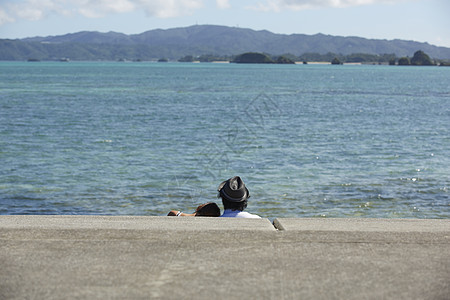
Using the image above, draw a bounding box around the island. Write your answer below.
[397,50,435,66]
[233,52,295,64]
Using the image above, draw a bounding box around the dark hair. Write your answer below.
[221,197,248,211]
[195,202,221,217]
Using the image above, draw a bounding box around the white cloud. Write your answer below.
[0,0,204,24]
[251,0,404,11]
[76,0,136,18]
[138,0,204,18]
[0,8,15,25]
[1,0,67,23]
[217,0,231,9]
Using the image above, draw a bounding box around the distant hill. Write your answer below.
[1,25,450,61]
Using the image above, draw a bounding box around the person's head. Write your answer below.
[194,202,221,217]
[217,176,250,211]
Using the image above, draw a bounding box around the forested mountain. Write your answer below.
[1,25,449,61]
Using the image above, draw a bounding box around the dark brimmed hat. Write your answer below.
[217,176,249,202]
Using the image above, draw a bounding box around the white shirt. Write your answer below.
[220,209,261,218]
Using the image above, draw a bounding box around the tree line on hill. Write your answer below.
[175,50,449,66]
[177,52,296,64]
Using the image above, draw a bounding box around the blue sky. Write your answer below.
[1,0,449,47]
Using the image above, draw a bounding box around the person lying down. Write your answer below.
[167,202,221,217]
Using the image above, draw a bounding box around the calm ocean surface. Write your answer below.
[0,61,448,218]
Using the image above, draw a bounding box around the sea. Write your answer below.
[0,61,448,218]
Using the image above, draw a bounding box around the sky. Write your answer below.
[1,0,449,47]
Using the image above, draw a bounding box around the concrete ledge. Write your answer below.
[1,216,449,300]
[273,217,450,232]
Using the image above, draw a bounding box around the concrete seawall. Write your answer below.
[1,216,449,299]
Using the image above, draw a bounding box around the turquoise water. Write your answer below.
[0,61,449,218]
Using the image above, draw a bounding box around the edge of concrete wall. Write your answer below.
[0,215,276,231]
[273,217,450,232]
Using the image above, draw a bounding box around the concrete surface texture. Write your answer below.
[1,216,449,300]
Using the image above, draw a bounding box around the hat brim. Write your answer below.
[219,186,249,202]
